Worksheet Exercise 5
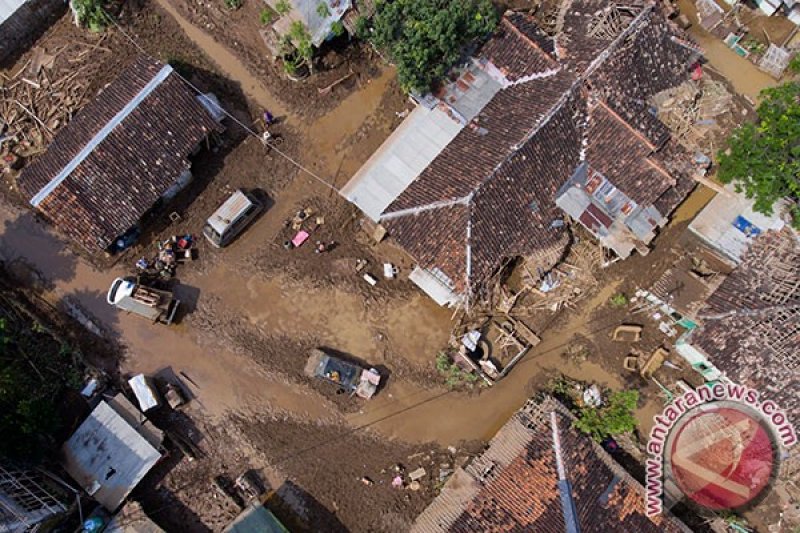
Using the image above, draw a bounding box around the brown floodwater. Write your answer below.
[677,0,779,102]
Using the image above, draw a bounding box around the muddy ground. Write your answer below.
[0,1,786,531]
[163,0,384,120]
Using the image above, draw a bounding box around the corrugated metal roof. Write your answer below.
[223,503,289,533]
[408,266,462,307]
[61,399,162,511]
[689,184,787,264]
[207,190,255,235]
[0,0,27,25]
[341,105,463,221]
[269,0,351,46]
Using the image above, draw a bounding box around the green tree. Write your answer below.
[369,0,497,92]
[574,390,639,441]
[0,308,84,462]
[316,1,330,17]
[717,82,800,228]
[330,20,345,37]
[260,8,275,25]
[70,0,108,32]
[275,0,291,16]
[788,54,800,75]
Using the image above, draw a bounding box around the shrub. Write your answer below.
[225,0,243,10]
[609,292,628,308]
[260,8,275,24]
[574,390,639,441]
[275,0,291,15]
[435,352,479,389]
[330,20,345,37]
[316,1,330,17]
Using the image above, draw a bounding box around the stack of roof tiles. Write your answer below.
[412,396,691,532]
[692,227,800,424]
[380,1,699,300]
[17,56,222,251]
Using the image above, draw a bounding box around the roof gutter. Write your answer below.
[30,64,174,207]
[551,411,581,533]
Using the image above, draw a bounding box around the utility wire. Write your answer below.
[101,9,342,195]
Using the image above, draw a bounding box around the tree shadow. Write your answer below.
[131,448,211,533]
[0,210,79,289]
[268,480,350,533]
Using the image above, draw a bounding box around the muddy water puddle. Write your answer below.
[200,265,452,365]
[0,204,334,422]
[677,0,778,101]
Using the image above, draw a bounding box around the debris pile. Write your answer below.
[651,78,734,155]
[0,40,111,169]
[515,233,604,313]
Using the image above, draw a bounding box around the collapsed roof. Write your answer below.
[691,227,800,424]
[369,2,700,301]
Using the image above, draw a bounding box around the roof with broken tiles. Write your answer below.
[380,1,700,299]
[691,227,800,424]
[16,56,222,251]
[412,395,691,532]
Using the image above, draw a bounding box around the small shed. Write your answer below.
[61,397,163,511]
[759,44,793,79]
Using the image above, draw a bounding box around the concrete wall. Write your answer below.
[0,0,66,67]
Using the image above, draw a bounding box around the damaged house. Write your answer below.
[16,56,223,252]
[412,395,691,532]
[675,227,799,416]
[343,1,702,307]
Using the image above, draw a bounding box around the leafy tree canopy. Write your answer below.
[574,390,639,441]
[717,82,800,228]
[370,0,497,92]
[0,298,84,463]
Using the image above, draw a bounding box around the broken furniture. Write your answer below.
[623,355,640,372]
[612,324,643,342]
[640,347,670,379]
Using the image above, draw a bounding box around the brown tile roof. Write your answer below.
[586,100,674,206]
[412,396,691,532]
[480,14,558,82]
[588,11,701,147]
[379,3,698,299]
[17,56,222,251]
[691,228,800,423]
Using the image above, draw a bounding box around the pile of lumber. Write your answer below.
[651,79,733,154]
[516,233,603,313]
[1,39,110,162]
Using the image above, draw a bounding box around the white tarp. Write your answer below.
[128,374,160,411]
